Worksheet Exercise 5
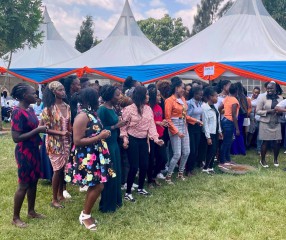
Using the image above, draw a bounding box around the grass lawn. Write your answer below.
[1,130,286,240]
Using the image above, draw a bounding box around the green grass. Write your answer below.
[1,132,286,239]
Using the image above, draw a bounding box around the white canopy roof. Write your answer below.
[53,0,162,68]
[145,0,286,65]
[0,7,80,69]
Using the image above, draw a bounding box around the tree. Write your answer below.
[192,0,286,36]
[262,0,286,30]
[138,14,191,51]
[0,0,43,130]
[75,15,101,53]
[191,0,234,36]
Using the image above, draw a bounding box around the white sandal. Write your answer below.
[79,211,97,231]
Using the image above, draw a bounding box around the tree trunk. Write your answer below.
[0,51,13,131]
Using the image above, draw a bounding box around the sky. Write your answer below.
[43,0,201,47]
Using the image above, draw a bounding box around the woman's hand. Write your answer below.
[123,138,129,149]
[37,126,47,134]
[116,120,128,129]
[99,130,111,140]
[155,139,164,146]
[61,131,71,137]
[177,132,185,138]
[196,120,203,126]
[219,133,223,140]
[161,119,169,127]
[207,138,212,145]
[236,129,240,136]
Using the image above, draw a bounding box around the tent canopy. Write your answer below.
[2,0,286,84]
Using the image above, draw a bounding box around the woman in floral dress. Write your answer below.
[41,81,72,208]
[65,88,115,231]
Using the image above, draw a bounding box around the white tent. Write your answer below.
[53,0,162,68]
[0,7,80,69]
[141,0,286,83]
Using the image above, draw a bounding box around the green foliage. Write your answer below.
[0,0,43,58]
[191,0,233,36]
[192,0,286,36]
[138,14,190,51]
[75,15,101,53]
[262,0,286,30]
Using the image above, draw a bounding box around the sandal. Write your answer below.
[177,172,186,181]
[27,212,46,219]
[165,175,174,185]
[11,219,28,228]
[50,202,65,209]
[79,211,97,231]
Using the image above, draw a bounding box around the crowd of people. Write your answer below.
[8,76,286,230]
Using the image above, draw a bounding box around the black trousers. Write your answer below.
[186,124,202,172]
[204,134,218,170]
[147,139,168,183]
[126,135,149,194]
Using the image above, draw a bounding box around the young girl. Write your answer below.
[41,81,72,208]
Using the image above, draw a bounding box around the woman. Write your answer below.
[231,82,247,155]
[219,84,240,167]
[147,85,169,188]
[246,87,261,149]
[165,77,203,184]
[202,87,222,174]
[41,81,72,208]
[121,86,164,202]
[11,83,47,228]
[186,87,203,176]
[257,81,283,167]
[65,88,114,231]
[97,85,127,212]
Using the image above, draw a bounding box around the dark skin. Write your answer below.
[11,86,46,228]
[70,78,81,95]
[260,83,280,165]
[41,85,71,208]
[206,92,223,145]
[73,104,110,229]
[103,89,128,130]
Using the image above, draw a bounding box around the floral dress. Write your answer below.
[11,107,42,183]
[65,109,115,186]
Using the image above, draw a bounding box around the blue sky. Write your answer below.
[43,0,201,46]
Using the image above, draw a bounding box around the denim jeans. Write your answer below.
[220,118,235,164]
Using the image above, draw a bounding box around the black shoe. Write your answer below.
[124,193,135,202]
[137,189,150,196]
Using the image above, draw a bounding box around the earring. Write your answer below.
[87,105,91,111]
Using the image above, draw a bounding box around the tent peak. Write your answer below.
[225,0,270,17]
[121,0,134,17]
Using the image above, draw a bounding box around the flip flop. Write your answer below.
[27,213,46,219]
[11,219,28,228]
[50,202,65,209]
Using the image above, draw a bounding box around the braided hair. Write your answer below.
[11,83,31,101]
[100,84,118,102]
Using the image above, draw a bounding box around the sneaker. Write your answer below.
[137,189,150,196]
[132,183,138,188]
[124,193,135,202]
[121,183,135,191]
[79,186,88,192]
[63,190,72,199]
[156,173,166,180]
[208,168,215,174]
[202,169,209,174]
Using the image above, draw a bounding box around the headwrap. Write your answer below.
[48,81,63,92]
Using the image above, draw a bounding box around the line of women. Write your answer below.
[10,77,286,231]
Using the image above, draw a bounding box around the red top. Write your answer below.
[152,104,164,138]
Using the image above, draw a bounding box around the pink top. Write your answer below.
[120,103,159,141]
[152,104,164,138]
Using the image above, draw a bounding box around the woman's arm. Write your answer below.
[232,103,240,136]
[73,113,106,147]
[12,127,46,143]
[164,98,178,135]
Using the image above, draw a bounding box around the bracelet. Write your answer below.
[45,126,49,133]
